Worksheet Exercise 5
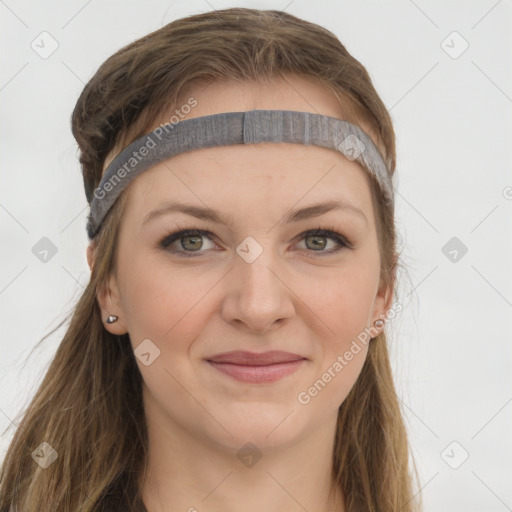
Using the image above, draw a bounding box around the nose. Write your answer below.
[220,239,295,334]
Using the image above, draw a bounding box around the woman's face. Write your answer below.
[94,76,393,452]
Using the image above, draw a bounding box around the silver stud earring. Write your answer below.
[106,315,118,324]
[374,319,384,329]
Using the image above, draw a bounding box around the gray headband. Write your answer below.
[87,109,393,239]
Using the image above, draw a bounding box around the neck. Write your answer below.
[139,407,345,512]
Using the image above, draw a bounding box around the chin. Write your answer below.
[203,404,311,453]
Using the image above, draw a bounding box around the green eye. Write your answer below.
[160,227,353,258]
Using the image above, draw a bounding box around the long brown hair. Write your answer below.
[0,8,419,511]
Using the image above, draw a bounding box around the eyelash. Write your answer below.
[159,224,354,258]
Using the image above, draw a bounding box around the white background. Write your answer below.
[1,1,511,510]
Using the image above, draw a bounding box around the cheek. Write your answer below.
[298,262,376,407]
[308,262,378,340]
[118,247,378,350]
[117,254,219,345]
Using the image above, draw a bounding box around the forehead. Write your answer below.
[125,144,374,235]
[122,76,377,226]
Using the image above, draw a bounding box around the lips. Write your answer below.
[207,350,305,365]
[206,350,307,383]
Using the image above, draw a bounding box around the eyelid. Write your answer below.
[292,227,354,253]
[159,223,354,258]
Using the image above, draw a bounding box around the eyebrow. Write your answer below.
[142,199,368,227]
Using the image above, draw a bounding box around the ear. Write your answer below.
[87,241,128,335]
[371,254,398,330]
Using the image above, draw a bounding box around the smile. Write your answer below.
[208,357,306,384]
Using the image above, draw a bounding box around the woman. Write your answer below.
[0,7,418,512]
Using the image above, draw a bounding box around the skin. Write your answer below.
[87,75,394,512]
